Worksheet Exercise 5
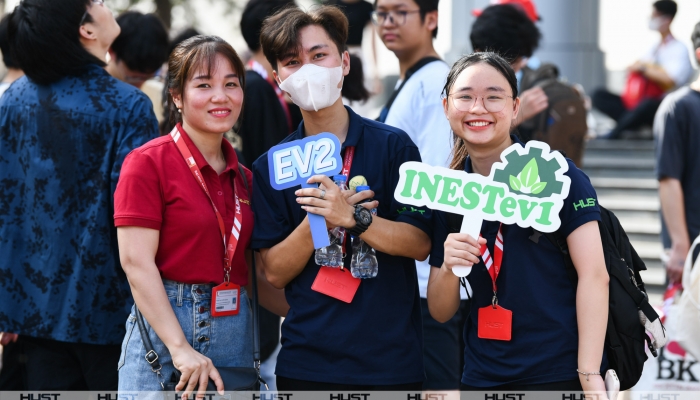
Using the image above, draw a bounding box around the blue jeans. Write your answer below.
[118,280,253,393]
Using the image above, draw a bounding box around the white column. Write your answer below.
[528,0,606,93]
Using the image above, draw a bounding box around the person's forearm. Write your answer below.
[426,265,462,323]
[259,217,315,289]
[359,217,430,260]
[123,261,188,351]
[252,252,289,317]
[643,64,675,90]
[659,178,690,250]
[576,272,609,373]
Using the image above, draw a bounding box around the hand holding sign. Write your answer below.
[394,141,571,277]
[268,133,343,248]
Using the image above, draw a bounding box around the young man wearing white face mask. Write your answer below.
[251,4,432,390]
[592,0,692,139]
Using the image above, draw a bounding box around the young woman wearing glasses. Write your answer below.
[427,52,610,395]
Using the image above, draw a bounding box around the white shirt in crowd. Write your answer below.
[641,34,693,88]
[384,60,471,300]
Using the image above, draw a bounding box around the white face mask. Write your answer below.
[648,17,663,31]
[278,64,343,112]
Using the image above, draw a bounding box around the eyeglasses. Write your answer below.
[371,10,421,26]
[448,92,514,113]
[79,0,105,26]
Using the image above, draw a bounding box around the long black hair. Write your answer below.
[442,52,518,170]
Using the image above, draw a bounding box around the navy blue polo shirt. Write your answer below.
[251,106,430,385]
[429,135,601,387]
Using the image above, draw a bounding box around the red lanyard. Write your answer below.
[246,60,293,132]
[339,146,355,255]
[170,125,242,283]
[480,224,504,295]
[341,146,355,180]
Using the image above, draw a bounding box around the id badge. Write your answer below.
[478,305,512,341]
[311,267,360,303]
[211,282,240,317]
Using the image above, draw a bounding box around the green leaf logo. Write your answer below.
[518,158,539,187]
[531,181,547,194]
[513,158,546,194]
[509,175,521,191]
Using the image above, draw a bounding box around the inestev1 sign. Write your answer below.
[394,141,571,276]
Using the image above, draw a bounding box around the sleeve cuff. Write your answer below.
[560,211,601,238]
[428,257,444,268]
[114,216,161,230]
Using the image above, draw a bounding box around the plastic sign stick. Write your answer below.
[394,140,571,277]
[268,133,343,249]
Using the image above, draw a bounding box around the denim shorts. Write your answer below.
[117,279,253,393]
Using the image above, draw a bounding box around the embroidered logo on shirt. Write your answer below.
[573,198,596,211]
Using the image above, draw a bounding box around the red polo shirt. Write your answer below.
[114,124,253,285]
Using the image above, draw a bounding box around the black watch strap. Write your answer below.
[348,205,371,237]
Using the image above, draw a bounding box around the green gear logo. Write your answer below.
[492,146,566,199]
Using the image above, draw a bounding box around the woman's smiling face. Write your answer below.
[443,62,520,148]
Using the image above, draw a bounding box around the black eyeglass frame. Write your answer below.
[371,10,421,26]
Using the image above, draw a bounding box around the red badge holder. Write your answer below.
[478,299,512,341]
[211,282,240,317]
[311,267,360,303]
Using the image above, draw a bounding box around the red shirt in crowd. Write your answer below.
[114,124,253,285]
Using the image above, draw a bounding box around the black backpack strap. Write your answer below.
[378,57,441,121]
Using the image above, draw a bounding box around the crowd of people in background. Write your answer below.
[0,0,698,396]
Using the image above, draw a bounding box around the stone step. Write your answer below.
[616,215,661,234]
[631,240,663,261]
[627,232,662,243]
[639,267,666,288]
[583,169,656,179]
[645,286,665,308]
[583,149,655,160]
[582,156,655,170]
[589,177,657,190]
[595,187,659,198]
[598,196,659,211]
[585,139,655,151]
[610,209,661,222]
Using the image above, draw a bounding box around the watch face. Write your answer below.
[358,208,372,224]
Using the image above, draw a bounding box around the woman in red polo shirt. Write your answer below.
[114,36,277,397]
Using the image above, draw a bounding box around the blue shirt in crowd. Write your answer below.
[0,65,158,345]
[429,135,602,387]
[251,107,431,385]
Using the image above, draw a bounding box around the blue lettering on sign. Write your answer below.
[268,132,343,190]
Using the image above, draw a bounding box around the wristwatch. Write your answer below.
[347,204,372,237]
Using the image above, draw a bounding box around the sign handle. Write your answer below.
[452,214,483,277]
[302,181,332,249]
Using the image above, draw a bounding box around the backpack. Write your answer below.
[445,207,663,390]
[534,206,663,390]
[519,64,588,167]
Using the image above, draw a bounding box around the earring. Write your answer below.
[177,108,181,113]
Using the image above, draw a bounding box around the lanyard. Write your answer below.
[339,146,355,256]
[480,224,504,298]
[246,60,293,132]
[341,146,355,180]
[170,125,242,283]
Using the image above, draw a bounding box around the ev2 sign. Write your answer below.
[267,132,343,249]
[268,132,342,190]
